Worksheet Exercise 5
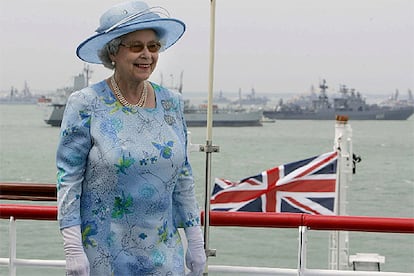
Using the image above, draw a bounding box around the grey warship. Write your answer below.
[263,80,414,120]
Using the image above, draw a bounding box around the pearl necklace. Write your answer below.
[110,75,148,108]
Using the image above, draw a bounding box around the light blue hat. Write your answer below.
[76,1,186,64]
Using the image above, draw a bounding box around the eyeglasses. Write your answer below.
[120,41,162,53]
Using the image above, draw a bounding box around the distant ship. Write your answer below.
[206,88,270,106]
[263,80,414,120]
[379,88,414,109]
[184,101,263,127]
[43,67,91,127]
[45,99,263,128]
[212,90,231,104]
[232,88,270,106]
[44,70,263,127]
[0,82,38,104]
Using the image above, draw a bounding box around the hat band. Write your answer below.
[103,6,170,34]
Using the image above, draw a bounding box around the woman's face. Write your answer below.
[112,29,160,82]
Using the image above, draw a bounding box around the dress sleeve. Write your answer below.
[172,94,201,228]
[56,90,92,229]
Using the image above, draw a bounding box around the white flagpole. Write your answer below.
[206,0,216,142]
[329,115,352,270]
[203,0,218,275]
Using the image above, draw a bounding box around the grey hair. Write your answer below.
[98,37,123,69]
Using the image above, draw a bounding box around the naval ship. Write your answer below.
[263,80,414,120]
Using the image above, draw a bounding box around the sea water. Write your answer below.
[0,104,413,275]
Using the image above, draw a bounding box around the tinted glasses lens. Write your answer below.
[128,44,144,52]
[122,42,161,53]
[147,42,161,52]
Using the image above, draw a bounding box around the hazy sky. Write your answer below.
[0,0,413,97]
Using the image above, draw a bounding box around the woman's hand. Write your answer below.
[185,226,206,276]
[62,225,90,276]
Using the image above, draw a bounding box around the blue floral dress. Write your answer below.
[56,80,201,275]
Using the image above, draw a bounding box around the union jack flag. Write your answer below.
[210,151,338,215]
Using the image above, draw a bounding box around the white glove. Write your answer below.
[62,225,90,276]
[185,226,206,276]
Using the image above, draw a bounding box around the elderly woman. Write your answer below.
[56,1,206,275]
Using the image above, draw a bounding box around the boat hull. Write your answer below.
[185,110,263,127]
[44,104,264,127]
[263,107,414,120]
[43,104,65,127]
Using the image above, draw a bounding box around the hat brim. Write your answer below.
[76,18,185,64]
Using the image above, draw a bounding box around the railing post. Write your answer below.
[298,226,308,276]
[9,216,16,276]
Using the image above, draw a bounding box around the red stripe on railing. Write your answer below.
[202,211,414,234]
[1,204,413,234]
[204,211,302,228]
[302,214,414,233]
[0,204,57,220]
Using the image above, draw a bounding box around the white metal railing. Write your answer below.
[1,213,413,276]
[0,217,65,275]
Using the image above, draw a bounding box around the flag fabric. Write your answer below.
[210,151,338,215]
